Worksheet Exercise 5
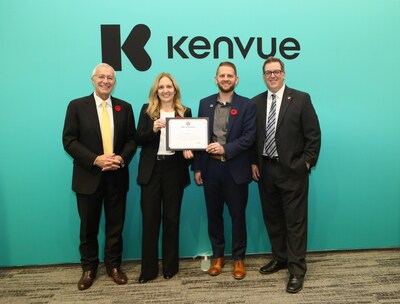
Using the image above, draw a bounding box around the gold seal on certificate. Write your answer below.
[166,117,209,150]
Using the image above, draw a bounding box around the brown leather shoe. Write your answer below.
[106,267,128,284]
[208,257,225,276]
[78,270,97,290]
[233,259,246,280]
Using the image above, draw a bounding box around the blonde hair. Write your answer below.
[146,73,186,119]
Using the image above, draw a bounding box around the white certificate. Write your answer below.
[166,117,209,150]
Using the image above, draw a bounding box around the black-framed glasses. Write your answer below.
[263,70,283,77]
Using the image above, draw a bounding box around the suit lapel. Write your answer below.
[111,97,118,146]
[85,94,102,142]
[277,87,292,131]
[206,97,217,139]
[260,91,268,130]
[227,93,238,135]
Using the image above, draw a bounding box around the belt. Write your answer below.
[209,154,227,162]
[263,156,280,163]
[156,154,175,161]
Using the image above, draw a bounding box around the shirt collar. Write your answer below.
[217,92,234,105]
[94,92,111,107]
[268,84,286,100]
[217,101,232,107]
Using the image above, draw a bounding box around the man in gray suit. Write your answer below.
[252,57,321,293]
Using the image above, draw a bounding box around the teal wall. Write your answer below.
[1,0,399,267]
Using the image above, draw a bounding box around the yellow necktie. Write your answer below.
[101,101,113,154]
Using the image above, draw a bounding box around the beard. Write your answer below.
[217,82,235,93]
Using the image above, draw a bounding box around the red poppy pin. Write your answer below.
[230,109,238,116]
[114,105,121,112]
[175,115,181,118]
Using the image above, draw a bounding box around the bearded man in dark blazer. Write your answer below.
[252,57,321,293]
[63,63,137,290]
[192,62,256,280]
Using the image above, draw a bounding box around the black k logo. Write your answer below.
[101,24,152,71]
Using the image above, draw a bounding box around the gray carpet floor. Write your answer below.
[0,249,399,304]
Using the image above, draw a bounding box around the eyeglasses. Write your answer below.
[94,74,115,81]
[263,70,283,77]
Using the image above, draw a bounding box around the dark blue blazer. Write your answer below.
[192,92,256,185]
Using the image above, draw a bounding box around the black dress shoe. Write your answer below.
[77,270,97,290]
[163,274,174,279]
[286,274,304,293]
[138,276,155,284]
[138,277,148,284]
[259,259,287,275]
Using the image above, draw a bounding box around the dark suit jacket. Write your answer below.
[63,93,137,194]
[135,104,191,187]
[192,92,257,185]
[252,86,321,177]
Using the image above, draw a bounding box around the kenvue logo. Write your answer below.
[101,24,300,72]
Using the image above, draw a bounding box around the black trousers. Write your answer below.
[203,158,248,260]
[139,156,184,279]
[76,173,127,271]
[258,159,309,276]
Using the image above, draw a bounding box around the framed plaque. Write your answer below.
[166,117,209,150]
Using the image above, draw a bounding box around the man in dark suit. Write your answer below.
[62,63,137,290]
[252,57,321,293]
[192,62,256,280]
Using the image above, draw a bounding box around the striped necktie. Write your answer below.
[101,101,113,154]
[263,94,277,157]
